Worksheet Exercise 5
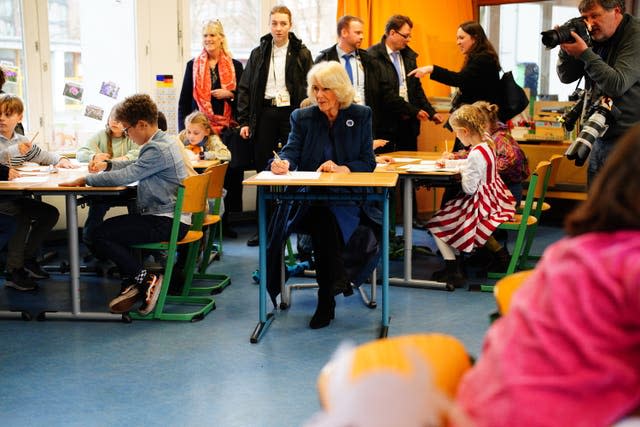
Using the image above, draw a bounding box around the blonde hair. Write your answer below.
[306,61,355,109]
[184,110,214,135]
[202,19,232,57]
[472,101,500,126]
[450,104,489,137]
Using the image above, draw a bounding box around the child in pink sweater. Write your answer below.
[456,124,640,426]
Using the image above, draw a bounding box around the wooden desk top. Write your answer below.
[0,166,127,193]
[243,171,398,188]
[377,151,459,176]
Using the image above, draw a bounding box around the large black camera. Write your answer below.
[541,17,591,49]
[565,96,619,166]
[559,88,586,132]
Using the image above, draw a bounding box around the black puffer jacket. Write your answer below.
[237,32,313,133]
[368,36,437,141]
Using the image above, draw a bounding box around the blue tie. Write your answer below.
[391,51,402,83]
[342,54,354,84]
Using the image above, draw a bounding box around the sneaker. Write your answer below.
[5,268,38,291]
[24,258,50,279]
[108,285,140,313]
[138,273,163,315]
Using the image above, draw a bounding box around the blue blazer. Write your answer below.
[278,103,377,242]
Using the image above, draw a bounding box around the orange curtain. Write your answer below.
[337,0,474,97]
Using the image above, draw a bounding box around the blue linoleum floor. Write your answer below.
[0,222,565,426]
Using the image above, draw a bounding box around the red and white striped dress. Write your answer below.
[427,143,515,253]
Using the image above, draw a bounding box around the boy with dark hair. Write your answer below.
[60,94,189,315]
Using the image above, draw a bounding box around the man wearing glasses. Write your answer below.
[368,14,443,154]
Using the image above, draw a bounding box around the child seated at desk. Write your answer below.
[178,110,231,162]
[60,94,189,315]
[426,104,515,288]
[76,106,139,256]
[0,93,74,291]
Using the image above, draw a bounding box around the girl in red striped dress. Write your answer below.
[427,104,515,288]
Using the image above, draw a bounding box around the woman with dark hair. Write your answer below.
[456,124,640,426]
[409,21,502,150]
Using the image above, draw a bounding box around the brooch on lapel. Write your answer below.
[346,119,354,127]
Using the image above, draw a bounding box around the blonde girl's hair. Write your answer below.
[472,100,500,125]
[202,19,232,58]
[185,110,214,135]
[450,104,495,150]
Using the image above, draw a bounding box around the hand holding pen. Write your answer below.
[271,150,291,175]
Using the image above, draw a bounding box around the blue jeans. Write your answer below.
[93,214,188,279]
[587,138,616,188]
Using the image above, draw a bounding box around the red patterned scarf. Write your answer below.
[192,49,237,135]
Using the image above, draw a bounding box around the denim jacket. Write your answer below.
[85,130,187,215]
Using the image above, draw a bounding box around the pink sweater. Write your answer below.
[456,231,640,427]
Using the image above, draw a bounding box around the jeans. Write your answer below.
[0,198,59,270]
[93,214,188,279]
[0,213,17,251]
[588,138,616,188]
[82,192,137,247]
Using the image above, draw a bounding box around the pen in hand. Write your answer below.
[272,150,291,175]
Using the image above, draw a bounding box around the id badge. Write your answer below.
[276,91,291,107]
[399,85,408,101]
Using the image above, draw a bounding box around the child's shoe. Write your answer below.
[138,273,163,315]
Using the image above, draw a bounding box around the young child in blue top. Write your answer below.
[0,93,75,291]
[60,94,189,315]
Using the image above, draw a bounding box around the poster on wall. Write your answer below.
[99,81,120,99]
[84,104,105,121]
[155,74,177,135]
[63,82,83,102]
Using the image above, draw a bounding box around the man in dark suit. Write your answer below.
[315,15,387,141]
[368,14,444,153]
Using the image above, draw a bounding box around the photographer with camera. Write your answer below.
[554,0,640,186]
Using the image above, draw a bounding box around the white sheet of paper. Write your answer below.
[399,164,459,173]
[391,157,420,163]
[419,160,437,165]
[13,176,49,183]
[254,171,321,180]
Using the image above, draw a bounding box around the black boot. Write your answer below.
[431,259,466,289]
[487,247,511,273]
[309,294,336,329]
[332,279,354,297]
[221,214,238,239]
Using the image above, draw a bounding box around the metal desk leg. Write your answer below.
[380,188,390,338]
[39,194,122,321]
[250,187,274,343]
[388,176,449,290]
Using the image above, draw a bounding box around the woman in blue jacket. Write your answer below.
[271,61,376,329]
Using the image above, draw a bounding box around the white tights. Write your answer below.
[433,235,457,261]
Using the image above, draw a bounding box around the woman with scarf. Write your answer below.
[178,19,243,238]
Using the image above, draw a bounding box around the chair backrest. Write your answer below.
[494,270,534,315]
[546,154,563,188]
[317,333,472,409]
[203,162,229,199]
[179,172,211,214]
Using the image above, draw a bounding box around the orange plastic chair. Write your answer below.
[494,270,534,316]
[317,333,472,409]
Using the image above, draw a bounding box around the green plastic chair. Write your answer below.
[481,160,551,291]
[129,171,215,321]
[517,154,562,268]
[190,162,231,294]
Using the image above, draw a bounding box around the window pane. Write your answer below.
[0,0,27,124]
[190,0,260,60]
[189,0,338,61]
[49,0,136,152]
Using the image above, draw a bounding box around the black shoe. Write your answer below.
[24,258,50,279]
[109,284,140,314]
[5,268,38,291]
[223,226,238,239]
[309,298,336,329]
[247,233,259,247]
[487,248,511,273]
[431,260,466,289]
